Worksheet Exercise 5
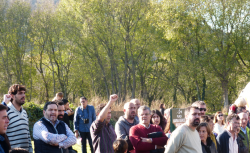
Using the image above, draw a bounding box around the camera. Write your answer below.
[83,118,89,124]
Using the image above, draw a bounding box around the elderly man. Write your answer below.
[129,106,168,153]
[115,102,139,152]
[165,106,202,153]
[217,114,240,153]
[33,102,76,153]
[192,101,206,116]
[238,112,250,152]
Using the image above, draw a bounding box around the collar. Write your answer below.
[226,130,237,139]
[241,126,247,131]
[8,102,23,113]
[44,117,60,126]
[140,123,151,129]
[0,135,4,141]
[80,105,88,110]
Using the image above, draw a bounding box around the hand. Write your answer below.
[156,145,164,149]
[141,137,152,143]
[3,94,11,104]
[75,131,79,138]
[109,94,118,103]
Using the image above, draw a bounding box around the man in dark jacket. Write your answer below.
[217,113,240,153]
[33,102,76,153]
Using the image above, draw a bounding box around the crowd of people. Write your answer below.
[0,84,249,153]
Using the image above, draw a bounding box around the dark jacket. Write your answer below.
[201,137,218,153]
[34,117,69,153]
[217,130,240,153]
[63,112,74,127]
[237,133,248,153]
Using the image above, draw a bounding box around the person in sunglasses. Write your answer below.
[213,111,225,135]
[192,101,207,116]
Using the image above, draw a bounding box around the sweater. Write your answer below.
[129,124,168,153]
[164,124,202,153]
[6,103,32,153]
[115,116,139,152]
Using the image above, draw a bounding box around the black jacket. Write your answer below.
[34,117,69,153]
[237,133,248,153]
[201,137,218,153]
[216,130,239,153]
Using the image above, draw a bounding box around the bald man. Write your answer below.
[115,102,139,152]
[130,99,141,122]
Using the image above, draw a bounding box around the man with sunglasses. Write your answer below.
[192,101,206,116]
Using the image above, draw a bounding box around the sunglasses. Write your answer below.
[200,108,206,111]
[218,114,223,117]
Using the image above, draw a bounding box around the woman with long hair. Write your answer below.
[213,111,225,135]
[150,109,166,130]
[197,123,217,153]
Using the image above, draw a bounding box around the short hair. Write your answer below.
[130,99,139,103]
[192,101,206,107]
[0,104,8,112]
[200,115,211,123]
[160,103,164,109]
[96,103,109,115]
[43,101,58,111]
[226,113,240,124]
[185,106,199,116]
[80,96,87,100]
[62,99,69,105]
[10,148,29,153]
[56,92,64,98]
[124,102,133,109]
[113,138,128,153]
[138,105,151,115]
[8,84,26,102]
[213,111,225,125]
[196,122,211,136]
[56,101,64,106]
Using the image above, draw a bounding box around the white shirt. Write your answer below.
[214,123,225,135]
[227,130,238,153]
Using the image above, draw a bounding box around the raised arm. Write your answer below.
[97,94,118,122]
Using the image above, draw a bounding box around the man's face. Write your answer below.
[80,99,87,108]
[199,104,206,116]
[239,113,248,128]
[135,100,141,110]
[44,104,58,123]
[139,109,151,125]
[12,90,25,106]
[0,110,9,134]
[58,105,65,121]
[227,117,240,134]
[124,103,136,120]
[65,102,69,110]
[186,108,200,127]
[105,108,112,123]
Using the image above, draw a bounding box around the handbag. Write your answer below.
[147,132,165,153]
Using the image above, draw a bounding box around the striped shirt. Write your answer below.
[6,103,32,153]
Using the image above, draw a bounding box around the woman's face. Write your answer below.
[152,114,160,125]
[217,113,224,121]
[208,120,214,132]
[198,126,208,142]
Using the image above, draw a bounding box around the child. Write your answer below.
[113,139,128,153]
[52,92,64,101]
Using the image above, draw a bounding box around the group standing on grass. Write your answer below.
[1,84,250,153]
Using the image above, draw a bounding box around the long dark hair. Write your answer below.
[150,109,166,130]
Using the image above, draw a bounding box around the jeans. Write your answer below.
[79,132,94,153]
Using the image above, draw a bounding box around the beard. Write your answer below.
[58,115,64,120]
[128,111,136,120]
[191,118,200,127]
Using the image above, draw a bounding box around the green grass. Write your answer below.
[32,141,91,153]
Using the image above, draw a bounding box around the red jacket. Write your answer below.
[129,124,168,153]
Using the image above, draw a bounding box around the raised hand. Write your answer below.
[109,94,118,103]
[3,94,11,104]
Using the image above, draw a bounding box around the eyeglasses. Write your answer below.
[200,108,206,111]
[218,114,223,117]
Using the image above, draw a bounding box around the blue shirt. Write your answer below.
[74,105,96,132]
[0,135,5,153]
[241,126,247,134]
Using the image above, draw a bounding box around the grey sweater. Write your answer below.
[115,116,139,151]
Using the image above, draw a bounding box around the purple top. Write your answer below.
[90,120,116,153]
